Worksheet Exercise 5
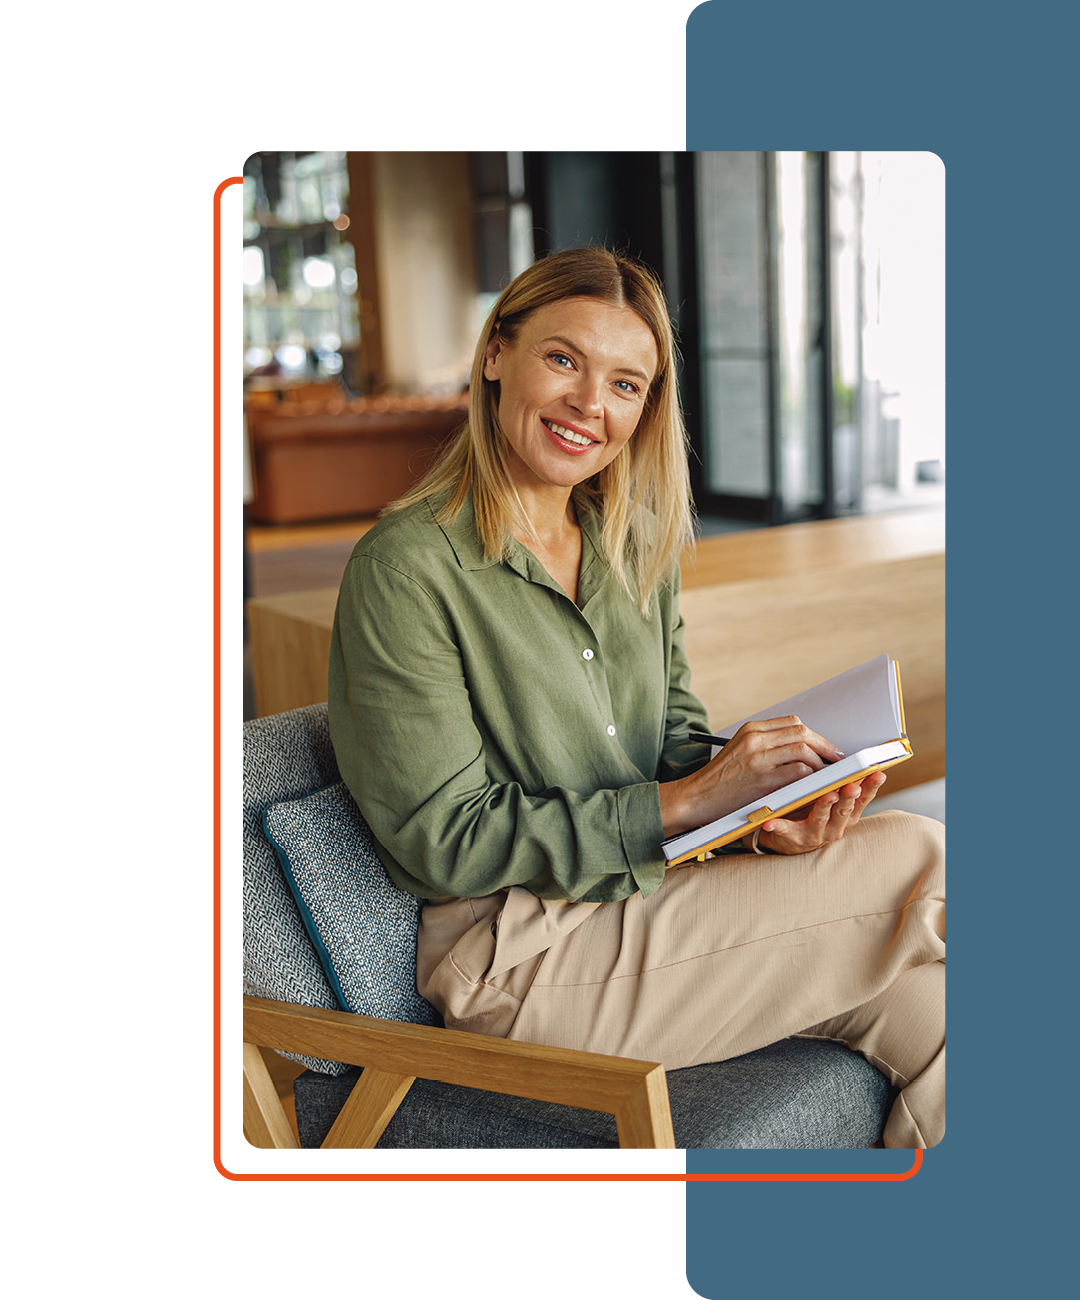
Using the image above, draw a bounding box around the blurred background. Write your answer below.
[243,150,945,773]
[244,150,943,528]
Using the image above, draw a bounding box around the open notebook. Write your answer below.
[662,654,912,865]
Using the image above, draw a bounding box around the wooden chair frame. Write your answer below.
[243,995,676,1150]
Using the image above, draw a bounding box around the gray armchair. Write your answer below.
[243,703,892,1149]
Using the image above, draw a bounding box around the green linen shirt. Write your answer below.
[327,494,712,904]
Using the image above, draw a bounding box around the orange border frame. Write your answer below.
[209,167,920,1185]
[215,1165,922,1184]
[211,178,245,1164]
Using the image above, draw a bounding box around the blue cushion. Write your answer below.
[244,705,348,1074]
[263,782,439,1028]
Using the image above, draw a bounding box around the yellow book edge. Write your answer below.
[665,659,913,866]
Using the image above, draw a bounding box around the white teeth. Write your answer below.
[544,419,594,446]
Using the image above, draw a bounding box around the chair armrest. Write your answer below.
[243,995,674,1150]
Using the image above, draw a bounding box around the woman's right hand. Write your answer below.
[658,715,845,839]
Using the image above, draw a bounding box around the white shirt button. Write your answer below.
[582,648,594,660]
[606,724,617,736]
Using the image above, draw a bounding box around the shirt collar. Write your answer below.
[436,489,608,584]
[434,492,500,571]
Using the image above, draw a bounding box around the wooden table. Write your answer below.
[247,509,945,791]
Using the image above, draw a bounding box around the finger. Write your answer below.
[748,735,840,776]
[781,790,851,847]
[826,774,888,836]
[716,737,822,785]
[817,790,852,841]
[848,771,887,821]
[834,783,862,818]
[805,791,840,826]
[764,787,839,833]
[761,792,836,846]
[737,717,846,763]
[862,771,887,801]
[796,722,847,764]
[738,714,807,734]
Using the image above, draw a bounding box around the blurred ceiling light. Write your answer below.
[245,346,272,370]
[302,256,336,289]
[276,343,308,371]
[340,267,358,292]
[332,214,350,231]
[243,246,265,287]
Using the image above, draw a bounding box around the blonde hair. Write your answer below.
[388,246,694,614]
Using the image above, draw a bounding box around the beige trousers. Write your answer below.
[417,809,945,1149]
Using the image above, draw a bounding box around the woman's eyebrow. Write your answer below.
[543,334,653,383]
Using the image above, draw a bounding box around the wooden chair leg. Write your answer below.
[614,1066,677,1149]
[243,1042,299,1149]
[322,1068,416,1149]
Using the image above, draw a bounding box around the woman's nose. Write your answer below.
[568,372,604,416]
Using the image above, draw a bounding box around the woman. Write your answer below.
[328,247,944,1149]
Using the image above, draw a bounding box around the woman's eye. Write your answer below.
[615,379,639,394]
[549,352,573,368]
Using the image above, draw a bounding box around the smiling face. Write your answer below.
[482,296,659,504]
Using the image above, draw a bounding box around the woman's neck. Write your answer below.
[510,486,583,602]
[510,483,577,548]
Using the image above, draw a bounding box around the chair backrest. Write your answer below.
[244,702,442,1075]
[243,703,347,1072]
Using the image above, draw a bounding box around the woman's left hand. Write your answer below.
[751,771,887,855]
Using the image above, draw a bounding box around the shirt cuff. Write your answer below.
[616,782,669,898]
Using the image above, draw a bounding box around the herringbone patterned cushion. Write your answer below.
[264,782,439,1029]
[243,704,351,1073]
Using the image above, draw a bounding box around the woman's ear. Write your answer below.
[483,331,502,381]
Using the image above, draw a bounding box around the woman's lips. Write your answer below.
[541,418,599,453]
